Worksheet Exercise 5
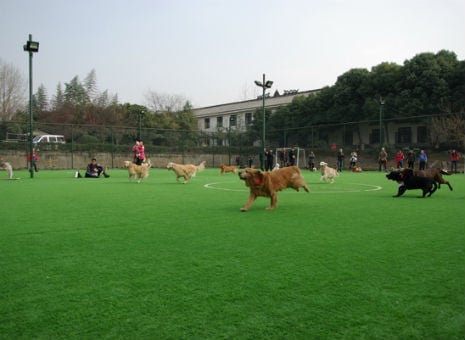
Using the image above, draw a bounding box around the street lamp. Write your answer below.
[254,74,273,170]
[138,110,144,140]
[379,97,385,148]
[23,34,39,178]
[228,116,236,165]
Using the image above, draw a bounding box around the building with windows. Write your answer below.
[193,89,438,150]
[193,90,320,136]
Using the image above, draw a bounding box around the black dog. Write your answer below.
[386,169,437,198]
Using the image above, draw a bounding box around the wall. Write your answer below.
[0,150,236,170]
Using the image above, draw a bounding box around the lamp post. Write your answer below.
[23,34,39,178]
[254,74,273,170]
[379,97,385,148]
[228,116,235,165]
[138,110,144,140]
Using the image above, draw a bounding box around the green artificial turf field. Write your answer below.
[1,168,464,339]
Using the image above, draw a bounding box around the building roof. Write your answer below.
[193,89,320,118]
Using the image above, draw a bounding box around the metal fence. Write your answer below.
[0,114,463,171]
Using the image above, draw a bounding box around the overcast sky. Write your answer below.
[1,0,464,108]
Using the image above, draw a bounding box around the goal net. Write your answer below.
[274,147,307,169]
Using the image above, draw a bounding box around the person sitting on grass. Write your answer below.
[80,158,110,178]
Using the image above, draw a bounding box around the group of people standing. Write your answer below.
[256,148,298,171]
[389,148,461,172]
[382,147,428,171]
[309,148,359,172]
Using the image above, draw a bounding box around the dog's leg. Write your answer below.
[428,182,438,197]
[241,193,257,212]
[267,192,278,210]
[442,180,453,191]
[394,185,406,197]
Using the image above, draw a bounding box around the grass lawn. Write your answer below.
[1,167,464,339]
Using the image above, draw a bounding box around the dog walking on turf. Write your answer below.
[239,166,310,211]
[167,161,205,184]
[124,159,151,183]
[319,161,339,183]
[386,169,437,198]
[0,161,13,179]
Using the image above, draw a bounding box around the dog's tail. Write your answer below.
[196,161,206,172]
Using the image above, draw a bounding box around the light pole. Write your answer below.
[254,74,273,170]
[138,110,144,140]
[23,34,39,178]
[228,116,235,165]
[379,97,385,148]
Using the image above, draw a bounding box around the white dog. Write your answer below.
[272,163,280,171]
[0,161,13,179]
[320,161,339,183]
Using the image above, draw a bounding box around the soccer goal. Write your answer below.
[274,147,307,168]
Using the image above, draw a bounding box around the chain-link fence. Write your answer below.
[0,114,463,171]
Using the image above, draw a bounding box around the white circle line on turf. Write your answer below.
[204,182,247,192]
[203,182,383,193]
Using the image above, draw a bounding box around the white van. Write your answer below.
[33,135,66,144]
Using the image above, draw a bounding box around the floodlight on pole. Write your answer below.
[254,73,273,171]
[23,34,39,178]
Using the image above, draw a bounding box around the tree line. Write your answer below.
[1,50,464,149]
[247,50,464,149]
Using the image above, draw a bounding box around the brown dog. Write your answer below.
[238,166,310,211]
[411,168,452,191]
[167,161,205,184]
[124,160,151,183]
[220,164,238,175]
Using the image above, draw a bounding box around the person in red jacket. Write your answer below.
[449,149,461,173]
[27,148,39,172]
[395,149,405,169]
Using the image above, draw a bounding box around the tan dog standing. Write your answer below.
[319,161,339,183]
[220,164,238,175]
[167,161,205,184]
[124,160,151,183]
[238,166,310,211]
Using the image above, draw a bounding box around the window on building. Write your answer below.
[217,117,223,128]
[204,118,210,129]
[245,112,252,125]
[417,126,427,143]
[369,129,380,144]
[230,115,237,127]
[344,129,353,146]
[397,127,411,144]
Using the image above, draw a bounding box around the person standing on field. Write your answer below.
[378,147,388,172]
[449,149,460,173]
[418,150,427,170]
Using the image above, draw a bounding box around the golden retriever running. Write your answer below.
[220,164,238,175]
[320,161,339,183]
[238,166,310,211]
[124,160,151,183]
[167,161,205,184]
